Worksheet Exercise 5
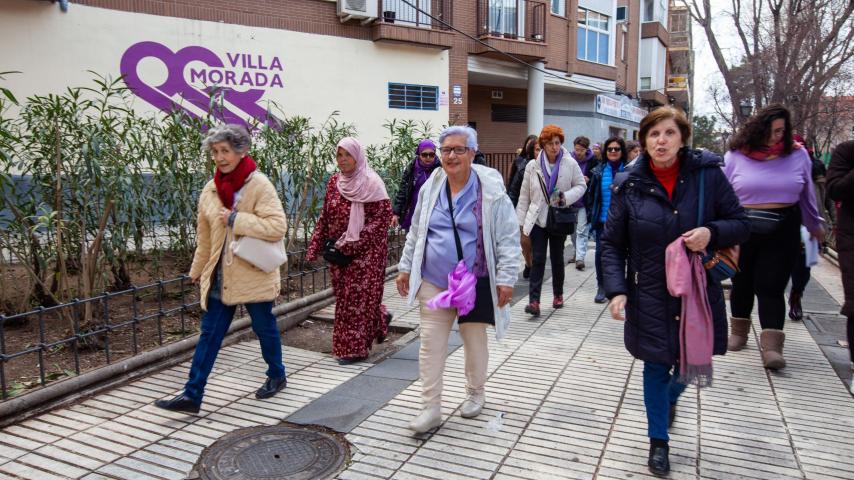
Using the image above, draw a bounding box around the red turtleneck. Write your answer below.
[649,159,680,199]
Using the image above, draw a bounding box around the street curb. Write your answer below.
[0,266,398,426]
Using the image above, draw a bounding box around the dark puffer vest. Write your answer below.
[601,149,750,365]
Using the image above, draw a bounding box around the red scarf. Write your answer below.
[742,141,785,160]
[214,155,257,209]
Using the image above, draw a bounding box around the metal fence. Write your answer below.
[0,230,407,400]
[378,0,453,29]
[484,152,518,185]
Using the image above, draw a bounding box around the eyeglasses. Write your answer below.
[420,151,436,158]
[439,146,470,156]
[606,147,623,152]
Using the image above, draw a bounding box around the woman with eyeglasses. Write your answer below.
[392,140,441,231]
[724,104,824,369]
[587,137,628,304]
[516,124,587,317]
[396,125,521,433]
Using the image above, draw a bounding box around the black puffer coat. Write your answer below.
[826,140,854,317]
[601,149,750,365]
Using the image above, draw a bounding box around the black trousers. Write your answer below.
[730,206,801,330]
[528,224,566,303]
[790,248,811,295]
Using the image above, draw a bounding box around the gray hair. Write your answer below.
[202,124,251,154]
[439,125,478,151]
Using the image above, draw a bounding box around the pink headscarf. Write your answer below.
[335,137,389,246]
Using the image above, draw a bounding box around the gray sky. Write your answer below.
[689,1,736,118]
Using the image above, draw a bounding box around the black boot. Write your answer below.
[255,376,287,399]
[377,312,393,343]
[594,286,607,304]
[154,393,201,414]
[648,440,670,476]
[668,403,676,428]
[337,356,367,365]
[788,291,803,321]
[522,266,531,279]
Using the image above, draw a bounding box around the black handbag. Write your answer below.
[322,238,354,266]
[697,168,739,283]
[745,208,786,235]
[536,172,576,236]
[446,181,495,325]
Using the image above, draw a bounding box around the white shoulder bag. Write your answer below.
[224,174,288,273]
[229,233,287,273]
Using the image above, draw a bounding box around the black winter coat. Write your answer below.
[601,149,750,365]
[826,140,854,317]
[392,158,441,220]
[507,155,528,207]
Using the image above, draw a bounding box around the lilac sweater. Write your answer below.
[723,149,823,233]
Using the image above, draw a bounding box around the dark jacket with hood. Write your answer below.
[392,157,441,220]
[601,149,750,365]
[508,154,528,207]
[826,140,854,317]
[585,160,625,229]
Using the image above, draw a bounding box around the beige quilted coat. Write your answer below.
[189,172,287,310]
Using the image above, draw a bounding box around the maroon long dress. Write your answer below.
[307,174,393,359]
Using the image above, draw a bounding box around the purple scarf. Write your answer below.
[539,148,563,194]
[666,237,715,388]
[570,148,594,176]
[402,140,439,230]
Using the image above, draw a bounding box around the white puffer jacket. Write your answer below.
[515,148,587,236]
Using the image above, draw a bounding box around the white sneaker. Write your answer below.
[409,405,441,433]
[460,388,485,418]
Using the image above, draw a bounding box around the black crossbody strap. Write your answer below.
[536,171,551,204]
[697,168,705,227]
[445,180,464,262]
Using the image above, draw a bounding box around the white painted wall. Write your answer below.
[0,1,449,146]
[579,0,618,65]
[639,37,667,90]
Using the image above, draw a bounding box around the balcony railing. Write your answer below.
[378,0,452,30]
[477,0,547,42]
[669,31,690,49]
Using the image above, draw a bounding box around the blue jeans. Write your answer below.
[643,362,687,441]
[184,296,286,403]
[593,224,604,287]
[572,208,590,261]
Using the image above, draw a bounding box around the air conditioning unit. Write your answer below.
[338,0,378,24]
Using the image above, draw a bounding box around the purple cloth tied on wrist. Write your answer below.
[426,260,477,315]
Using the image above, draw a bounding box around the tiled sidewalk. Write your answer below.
[0,257,852,479]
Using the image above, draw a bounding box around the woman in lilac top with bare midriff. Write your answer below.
[723,104,824,370]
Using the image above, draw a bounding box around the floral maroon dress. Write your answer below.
[307,174,393,359]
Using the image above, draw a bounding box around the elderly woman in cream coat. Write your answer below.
[516,124,587,317]
[396,125,521,433]
[154,124,288,414]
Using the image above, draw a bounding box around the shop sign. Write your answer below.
[595,94,646,124]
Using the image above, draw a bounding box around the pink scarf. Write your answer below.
[665,237,714,387]
[335,137,389,246]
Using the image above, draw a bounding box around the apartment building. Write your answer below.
[666,0,693,117]
[1,0,673,153]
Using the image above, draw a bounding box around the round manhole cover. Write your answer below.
[195,425,349,480]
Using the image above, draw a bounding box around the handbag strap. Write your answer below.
[445,180,464,262]
[697,168,705,227]
[536,172,552,205]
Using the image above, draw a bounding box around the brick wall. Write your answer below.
[468,85,527,154]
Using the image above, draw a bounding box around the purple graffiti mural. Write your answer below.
[120,41,283,127]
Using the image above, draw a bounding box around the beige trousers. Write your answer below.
[416,281,489,408]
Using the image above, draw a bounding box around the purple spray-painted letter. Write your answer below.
[120,41,277,127]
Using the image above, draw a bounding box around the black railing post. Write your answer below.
[179,276,187,335]
[102,292,111,365]
[71,299,81,375]
[156,280,164,345]
[37,307,46,387]
[0,315,7,399]
[131,285,139,356]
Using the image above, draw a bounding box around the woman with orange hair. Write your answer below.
[516,125,587,316]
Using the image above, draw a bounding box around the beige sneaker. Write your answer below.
[460,388,485,418]
[409,405,441,433]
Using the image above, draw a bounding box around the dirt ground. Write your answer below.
[283,318,408,359]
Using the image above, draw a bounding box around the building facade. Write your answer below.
[1,0,675,153]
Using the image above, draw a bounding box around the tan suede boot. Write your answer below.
[760,329,786,369]
[727,317,751,351]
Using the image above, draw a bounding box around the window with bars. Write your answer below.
[388,83,439,110]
